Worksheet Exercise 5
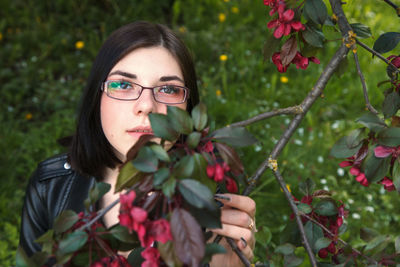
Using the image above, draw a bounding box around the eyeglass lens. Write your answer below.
[105,81,186,103]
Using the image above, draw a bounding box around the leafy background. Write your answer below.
[1,0,399,265]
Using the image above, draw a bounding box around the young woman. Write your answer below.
[19,21,256,266]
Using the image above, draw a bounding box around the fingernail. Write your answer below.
[240,237,247,248]
[214,194,231,201]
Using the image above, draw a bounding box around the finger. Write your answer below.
[237,238,254,262]
[210,223,253,243]
[220,208,253,228]
[215,193,256,217]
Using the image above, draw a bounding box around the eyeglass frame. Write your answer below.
[101,80,190,104]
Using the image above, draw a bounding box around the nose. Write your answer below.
[133,88,157,115]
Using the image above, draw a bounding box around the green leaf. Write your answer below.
[178,179,216,210]
[192,153,217,193]
[153,168,170,187]
[187,205,221,229]
[191,102,208,131]
[314,237,332,251]
[330,136,362,158]
[53,210,79,234]
[110,225,139,244]
[149,113,179,141]
[263,33,282,61]
[158,241,183,267]
[275,243,295,255]
[58,230,88,255]
[202,243,226,264]
[86,182,111,209]
[187,131,202,149]
[350,23,372,38]
[304,0,328,25]
[173,155,195,178]
[382,91,400,119]
[283,254,303,267]
[362,148,391,183]
[365,235,390,253]
[303,24,325,48]
[356,112,387,132]
[346,128,365,149]
[127,247,145,266]
[314,200,338,216]
[305,221,323,253]
[373,32,400,54]
[299,178,315,196]
[115,164,143,192]
[132,147,158,173]
[215,142,244,173]
[392,159,400,192]
[162,177,176,198]
[211,127,257,147]
[377,127,400,146]
[150,144,170,162]
[360,227,379,242]
[297,203,312,214]
[16,246,39,267]
[255,226,272,248]
[167,105,193,135]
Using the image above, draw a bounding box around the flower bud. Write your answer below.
[206,165,215,178]
[214,164,225,182]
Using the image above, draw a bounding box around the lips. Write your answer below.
[126,126,154,136]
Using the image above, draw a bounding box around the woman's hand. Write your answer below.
[209,193,256,267]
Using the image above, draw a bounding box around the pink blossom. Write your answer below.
[267,7,305,39]
[374,146,395,158]
[388,55,400,68]
[214,164,225,182]
[141,247,160,267]
[355,173,369,187]
[140,219,173,247]
[206,165,215,178]
[380,177,396,192]
[272,52,288,73]
[226,177,238,193]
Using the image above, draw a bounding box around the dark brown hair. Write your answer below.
[69,21,199,178]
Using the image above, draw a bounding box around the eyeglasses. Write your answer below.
[101,80,189,104]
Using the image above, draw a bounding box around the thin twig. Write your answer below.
[229,105,303,127]
[78,198,120,231]
[226,237,252,267]
[382,0,400,16]
[356,39,400,73]
[352,50,379,114]
[301,213,379,265]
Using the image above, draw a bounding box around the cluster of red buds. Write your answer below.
[202,141,238,193]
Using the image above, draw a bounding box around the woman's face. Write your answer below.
[100,46,187,161]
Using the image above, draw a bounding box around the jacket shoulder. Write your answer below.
[35,153,73,182]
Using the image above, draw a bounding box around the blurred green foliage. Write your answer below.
[2,0,400,265]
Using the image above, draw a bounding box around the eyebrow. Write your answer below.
[108,70,184,83]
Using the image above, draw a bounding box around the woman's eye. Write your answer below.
[109,81,132,90]
[159,85,179,94]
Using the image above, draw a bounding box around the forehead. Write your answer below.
[109,46,183,81]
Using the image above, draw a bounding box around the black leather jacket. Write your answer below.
[19,154,96,257]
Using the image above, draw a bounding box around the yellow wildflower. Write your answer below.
[280,184,291,193]
[219,54,228,61]
[280,76,289,83]
[231,6,239,13]
[75,41,85,50]
[179,26,186,34]
[216,89,222,96]
[0,33,3,41]
[218,13,226,22]
[25,113,33,120]
[224,0,229,2]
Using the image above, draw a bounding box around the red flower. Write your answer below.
[301,195,313,205]
[375,145,400,158]
[120,190,136,209]
[267,7,305,38]
[206,165,215,178]
[90,255,131,267]
[318,248,328,258]
[203,141,214,153]
[140,219,173,247]
[291,52,320,70]
[214,164,225,182]
[355,172,369,187]
[263,0,277,6]
[380,177,396,192]
[327,242,336,254]
[272,52,288,73]
[388,55,400,68]
[226,177,238,193]
[141,247,160,267]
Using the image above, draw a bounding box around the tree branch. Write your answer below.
[352,50,379,114]
[78,198,120,231]
[301,213,379,265]
[382,0,400,17]
[356,39,400,73]
[229,105,303,127]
